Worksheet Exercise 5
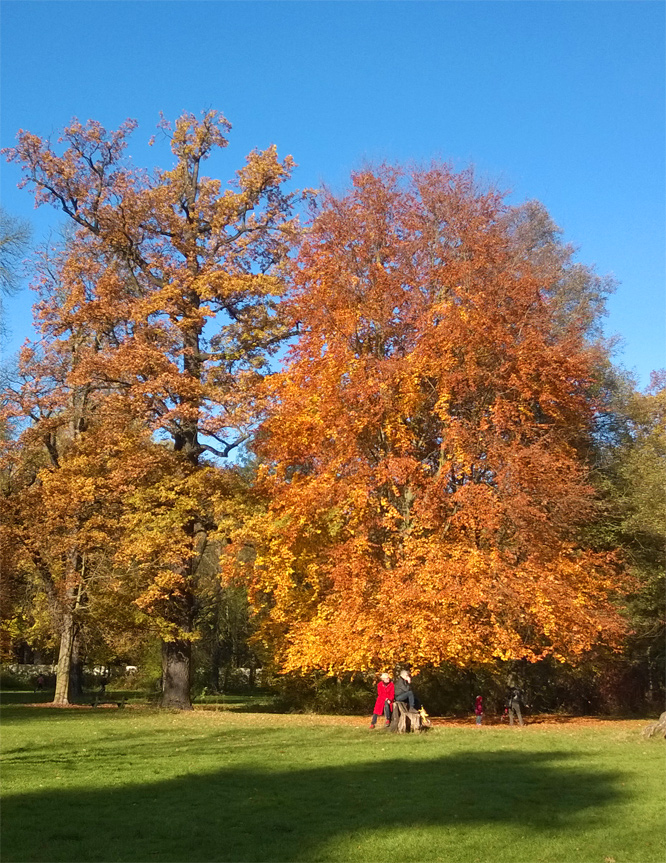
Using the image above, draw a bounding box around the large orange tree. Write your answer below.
[243,165,628,674]
[4,111,298,707]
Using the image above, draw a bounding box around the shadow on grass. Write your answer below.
[0,692,56,706]
[2,747,625,863]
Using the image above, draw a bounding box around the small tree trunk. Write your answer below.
[209,642,222,693]
[68,629,84,699]
[646,645,654,705]
[161,639,193,709]
[53,611,76,705]
[209,598,222,692]
[222,664,231,693]
[389,700,429,733]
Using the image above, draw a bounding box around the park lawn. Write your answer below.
[0,695,663,863]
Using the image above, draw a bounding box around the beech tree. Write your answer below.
[4,111,298,707]
[242,165,629,674]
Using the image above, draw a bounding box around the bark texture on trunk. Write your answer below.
[209,641,222,693]
[642,711,666,739]
[69,629,84,699]
[389,701,430,733]
[53,611,76,705]
[161,639,193,709]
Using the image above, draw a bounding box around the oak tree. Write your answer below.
[4,111,298,707]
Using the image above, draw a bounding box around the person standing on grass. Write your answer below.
[370,672,394,729]
[474,695,484,726]
[506,686,525,726]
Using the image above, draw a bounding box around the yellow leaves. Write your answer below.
[161,109,231,162]
[236,144,295,199]
[2,110,309,675]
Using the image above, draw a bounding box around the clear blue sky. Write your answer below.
[2,1,664,386]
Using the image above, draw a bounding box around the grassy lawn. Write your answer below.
[1,693,663,863]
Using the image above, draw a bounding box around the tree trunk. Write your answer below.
[209,641,222,693]
[161,639,193,709]
[646,645,654,705]
[642,711,666,739]
[208,591,222,692]
[389,700,430,733]
[53,558,85,705]
[68,628,84,699]
[222,664,231,693]
[53,611,76,705]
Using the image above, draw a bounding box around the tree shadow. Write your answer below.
[2,748,626,862]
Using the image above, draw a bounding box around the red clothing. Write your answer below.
[373,680,395,715]
[474,697,483,716]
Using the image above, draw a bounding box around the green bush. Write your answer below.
[0,671,33,691]
[0,667,54,691]
[263,671,375,715]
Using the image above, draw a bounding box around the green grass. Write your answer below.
[1,693,663,863]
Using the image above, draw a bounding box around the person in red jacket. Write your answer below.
[370,672,394,729]
[474,695,484,726]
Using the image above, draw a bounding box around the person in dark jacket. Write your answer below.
[506,687,525,726]
[394,669,421,711]
[370,673,394,729]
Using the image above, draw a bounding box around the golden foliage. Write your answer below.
[239,165,629,673]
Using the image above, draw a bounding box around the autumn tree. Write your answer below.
[243,165,629,675]
[194,575,258,693]
[0,326,151,703]
[1,240,99,701]
[591,369,666,706]
[0,206,31,339]
[500,199,616,343]
[4,111,298,707]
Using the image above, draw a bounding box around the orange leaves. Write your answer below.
[2,109,304,704]
[246,163,629,674]
[3,115,635,687]
[5,111,299,468]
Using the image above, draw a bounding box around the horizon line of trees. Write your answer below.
[1,111,663,712]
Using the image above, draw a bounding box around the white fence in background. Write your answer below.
[4,664,140,677]
[3,664,261,680]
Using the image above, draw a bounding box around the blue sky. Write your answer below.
[2,1,664,386]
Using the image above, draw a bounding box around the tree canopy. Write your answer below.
[2,111,298,706]
[1,115,656,709]
[241,165,629,674]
